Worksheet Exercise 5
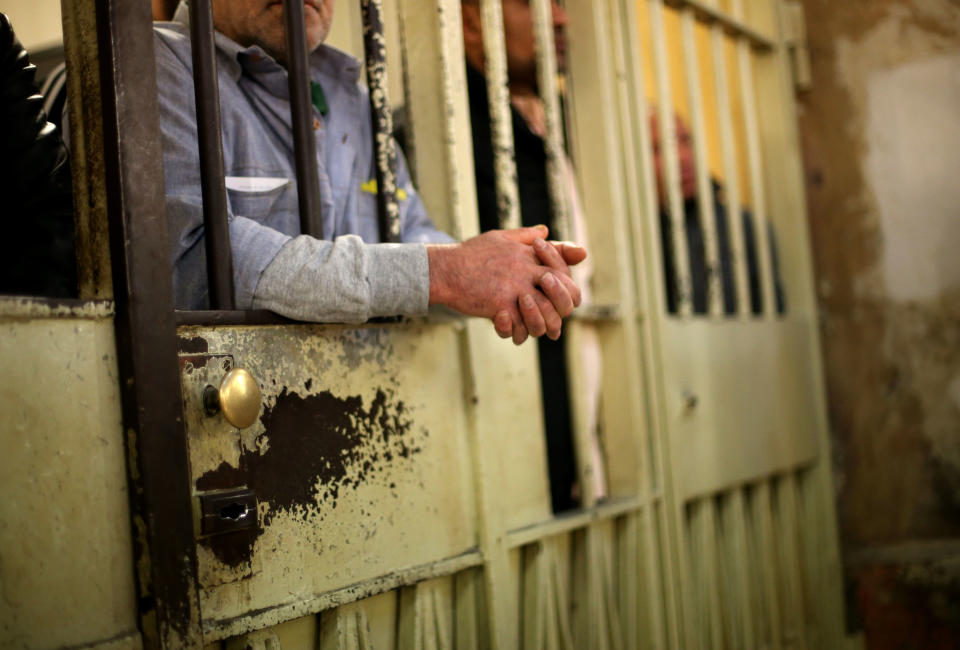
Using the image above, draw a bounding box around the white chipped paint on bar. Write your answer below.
[531,0,571,242]
[480,0,522,229]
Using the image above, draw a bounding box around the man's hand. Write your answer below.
[427,225,588,344]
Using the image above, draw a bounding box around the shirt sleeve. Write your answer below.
[251,235,430,322]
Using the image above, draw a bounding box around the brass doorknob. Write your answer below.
[203,368,262,429]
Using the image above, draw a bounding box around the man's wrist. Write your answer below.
[426,243,458,307]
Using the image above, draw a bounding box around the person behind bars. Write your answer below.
[650,111,786,315]
[154,0,586,342]
[459,0,608,512]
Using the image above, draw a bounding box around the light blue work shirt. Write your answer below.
[155,5,452,317]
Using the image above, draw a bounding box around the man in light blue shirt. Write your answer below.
[156,0,586,343]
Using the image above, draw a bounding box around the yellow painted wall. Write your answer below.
[634,1,753,206]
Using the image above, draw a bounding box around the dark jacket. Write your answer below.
[0,13,76,297]
[660,184,785,316]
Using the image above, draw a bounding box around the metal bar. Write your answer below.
[650,0,693,317]
[710,20,751,318]
[665,0,776,50]
[754,481,785,649]
[728,488,758,648]
[531,0,571,241]
[90,0,203,644]
[607,2,669,644]
[397,0,479,240]
[360,0,401,242]
[505,495,646,549]
[731,0,777,318]
[282,0,324,239]
[680,8,724,317]
[777,474,811,648]
[61,0,113,300]
[188,0,235,310]
[480,0,521,229]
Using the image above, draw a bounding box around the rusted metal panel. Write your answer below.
[176,323,480,639]
[89,0,203,643]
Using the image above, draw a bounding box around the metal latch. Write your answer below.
[784,0,812,91]
[199,489,258,536]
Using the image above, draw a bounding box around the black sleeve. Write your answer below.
[0,13,77,297]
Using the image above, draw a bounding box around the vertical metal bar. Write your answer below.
[282,0,324,239]
[731,0,777,319]
[754,480,785,649]
[608,3,670,642]
[729,488,758,649]
[650,0,693,318]
[782,473,811,648]
[480,0,522,230]
[188,0,235,309]
[710,20,751,318]
[396,0,479,238]
[680,9,724,318]
[360,0,401,242]
[531,0,571,241]
[62,0,113,300]
[89,0,203,643]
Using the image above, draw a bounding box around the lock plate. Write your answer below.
[199,489,258,536]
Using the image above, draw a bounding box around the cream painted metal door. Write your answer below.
[198,0,853,649]
[575,0,854,648]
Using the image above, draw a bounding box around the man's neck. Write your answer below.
[510,90,546,138]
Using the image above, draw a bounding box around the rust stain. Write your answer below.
[197,387,425,567]
[177,335,209,355]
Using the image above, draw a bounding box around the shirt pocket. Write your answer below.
[225,175,293,222]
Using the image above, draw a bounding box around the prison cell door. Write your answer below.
[580,0,854,648]
[63,0,585,646]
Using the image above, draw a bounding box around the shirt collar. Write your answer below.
[171,0,362,85]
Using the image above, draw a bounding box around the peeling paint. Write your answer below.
[197,386,425,567]
[0,297,114,321]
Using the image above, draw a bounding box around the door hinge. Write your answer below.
[784,0,812,91]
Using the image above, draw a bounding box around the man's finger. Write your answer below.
[494,310,513,339]
[518,293,547,338]
[533,237,572,277]
[535,291,563,340]
[539,272,575,319]
[512,320,529,345]
[553,241,588,266]
[500,224,550,245]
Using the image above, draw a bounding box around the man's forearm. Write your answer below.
[252,235,430,322]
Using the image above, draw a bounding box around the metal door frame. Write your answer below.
[62,0,203,645]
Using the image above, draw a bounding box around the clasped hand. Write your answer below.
[427,225,588,344]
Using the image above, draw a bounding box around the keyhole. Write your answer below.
[219,502,250,521]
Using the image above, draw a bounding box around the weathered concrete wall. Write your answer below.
[797,1,960,646]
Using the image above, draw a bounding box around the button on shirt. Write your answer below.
[154,7,452,320]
